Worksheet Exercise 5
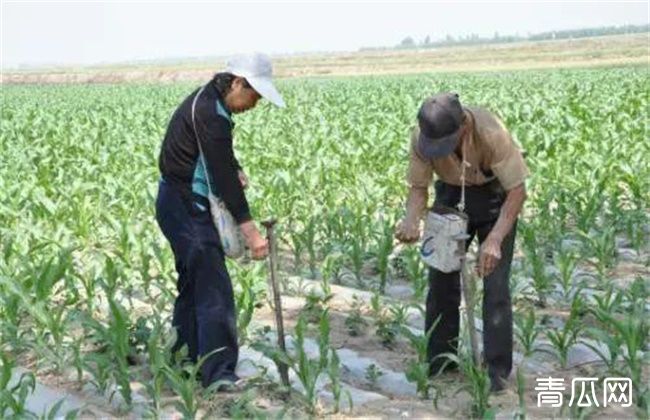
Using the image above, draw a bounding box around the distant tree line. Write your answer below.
[361,24,650,51]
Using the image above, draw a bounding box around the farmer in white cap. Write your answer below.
[156,53,284,389]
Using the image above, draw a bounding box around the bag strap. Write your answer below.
[190,84,214,197]
[458,134,468,213]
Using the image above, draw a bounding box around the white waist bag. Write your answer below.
[420,205,468,273]
[191,85,245,259]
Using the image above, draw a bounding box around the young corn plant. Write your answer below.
[373,221,395,295]
[327,349,352,414]
[602,312,649,409]
[290,312,330,413]
[514,308,540,357]
[581,326,623,374]
[368,295,405,348]
[69,335,85,384]
[253,310,335,413]
[364,364,383,390]
[555,251,578,300]
[401,247,427,300]
[622,210,648,253]
[289,228,304,273]
[83,352,113,399]
[83,282,133,408]
[1,353,36,419]
[590,285,624,319]
[0,285,22,351]
[0,273,72,373]
[302,216,320,279]
[543,294,585,368]
[574,187,606,234]
[521,224,551,307]
[232,264,266,344]
[300,284,333,324]
[344,295,368,337]
[320,252,344,285]
[402,318,439,399]
[623,277,648,315]
[164,348,223,419]
[142,346,165,418]
[442,350,494,419]
[577,227,617,282]
[375,309,403,349]
[348,240,366,287]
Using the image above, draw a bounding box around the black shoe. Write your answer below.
[490,375,507,394]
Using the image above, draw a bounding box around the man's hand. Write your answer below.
[238,170,249,189]
[477,234,502,277]
[395,218,421,243]
[240,221,268,260]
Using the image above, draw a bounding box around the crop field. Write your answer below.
[1,66,649,418]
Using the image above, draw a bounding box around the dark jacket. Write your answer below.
[158,82,251,223]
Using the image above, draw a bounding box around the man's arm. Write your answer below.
[477,183,526,277]
[395,128,433,243]
[395,186,428,243]
[477,119,529,277]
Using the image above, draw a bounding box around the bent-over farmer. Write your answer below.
[155,53,285,389]
[395,93,528,392]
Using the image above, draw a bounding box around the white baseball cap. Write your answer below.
[225,53,285,108]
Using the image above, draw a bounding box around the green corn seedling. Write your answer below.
[603,312,649,409]
[555,251,578,300]
[289,228,304,272]
[402,317,439,399]
[514,308,540,357]
[521,224,550,307]
[83,283,133,407]
[301,216,320,279]
[590,285,624,318]
[581,327,623,373]
[163,348,223,419]
[327,349,352,414]
[291,314,326,412]
[374,221,395,295]
[364,364,383,390]
[348,240,366,286]
[0,353,36,419]
[401,247,427,300]
[344,295,368,337]
[443,351,493,419]
[577,227,617,281]
[543,294,585,368]
[320,252,344,284]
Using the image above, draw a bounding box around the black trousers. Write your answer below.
[425,180,515,381]
[155,179,239,387]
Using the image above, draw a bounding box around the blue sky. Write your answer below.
[2,1,648,69]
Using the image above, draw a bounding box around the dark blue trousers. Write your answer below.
[155,179,239,387]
